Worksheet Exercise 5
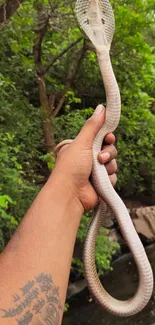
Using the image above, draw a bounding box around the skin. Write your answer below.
[0,105,117,325]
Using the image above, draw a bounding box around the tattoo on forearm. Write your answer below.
[0,273,62,324]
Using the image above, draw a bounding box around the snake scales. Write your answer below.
[55,0,154,316]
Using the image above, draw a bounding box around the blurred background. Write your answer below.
[0,1,155,324]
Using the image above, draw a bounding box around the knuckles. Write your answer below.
[105,159,118,175]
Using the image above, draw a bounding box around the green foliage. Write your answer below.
[54,108,93,143]
[74,214,119,276]
[0,131,40,249]
[40,153,56,170]
[64,303,69,312]
[117,106,155,200]
[0,195,17,251]
[0,72,41,249]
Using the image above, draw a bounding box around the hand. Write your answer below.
[53,105,118,213]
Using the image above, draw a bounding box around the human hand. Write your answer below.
[53,105,117,213]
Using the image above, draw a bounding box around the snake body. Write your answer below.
[56,0,154,316]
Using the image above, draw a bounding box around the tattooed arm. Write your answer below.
[0,106,117,325]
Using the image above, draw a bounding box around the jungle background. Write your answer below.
[0,0,155,299]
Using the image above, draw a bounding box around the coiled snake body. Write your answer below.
[56,0,154,316]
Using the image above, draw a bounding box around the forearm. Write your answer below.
[0,106,117,325]
[0,174,83,325]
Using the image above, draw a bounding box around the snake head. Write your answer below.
[76,0,115,52]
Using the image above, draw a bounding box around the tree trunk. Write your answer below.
[33,6,86,153]
[33,7,55,153]
[0,0,24,26]
[38,75,55,152]
[42,120,55,153]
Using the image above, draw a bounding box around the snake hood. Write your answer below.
[76,0,115,50]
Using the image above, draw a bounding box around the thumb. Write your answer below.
[76,105,106,146]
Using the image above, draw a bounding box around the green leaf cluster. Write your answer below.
[73,213,119,276]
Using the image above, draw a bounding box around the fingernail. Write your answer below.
[94,104,104,115]
[101,152,110,162]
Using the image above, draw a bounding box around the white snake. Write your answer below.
[55,0,154,317]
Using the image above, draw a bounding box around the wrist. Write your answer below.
[47,171,84,218]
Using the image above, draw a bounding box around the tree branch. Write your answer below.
[53,42,86,117]
[44,36,83,74]
[33,8,49,75]
[33,5,56,152]
[0,0,24,26]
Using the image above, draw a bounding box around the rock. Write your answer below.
[101,208,115,228]
[103,205,155,244]
[67,280,87,299]
[132,206,155,241]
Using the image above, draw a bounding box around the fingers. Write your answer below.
[98,143,118,187]
[98,144,117,164]
[109,174,117,187]
[76,105,105,147]
[105,159,117,175]
[104,133,115,145]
